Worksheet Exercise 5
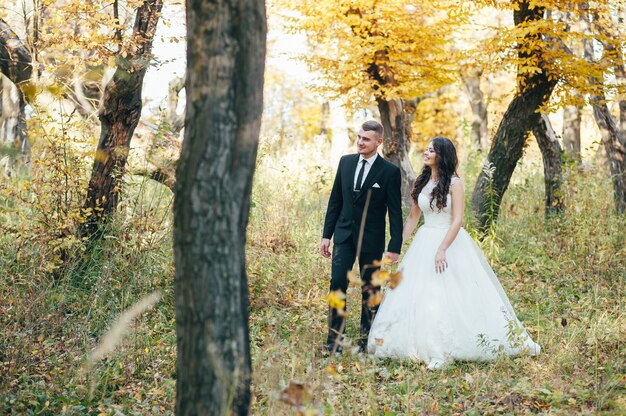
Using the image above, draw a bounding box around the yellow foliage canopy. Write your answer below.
[275,0,625,109]
[275,0,465,105]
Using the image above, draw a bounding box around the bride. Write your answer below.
[367,137,540,369]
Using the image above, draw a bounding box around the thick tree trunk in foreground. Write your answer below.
[377,97,416,208]
[472,2,557,232]
[81,0,163,237]
[532,114,565,216]
[174,0,266,414]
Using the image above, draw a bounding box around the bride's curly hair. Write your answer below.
[410,137,459,211]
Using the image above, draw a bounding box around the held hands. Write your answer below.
[320,238,331,258]
[435,249,448,273]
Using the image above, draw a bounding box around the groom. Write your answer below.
[321,120,403,353]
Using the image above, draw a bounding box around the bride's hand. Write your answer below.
[435,249,448,273]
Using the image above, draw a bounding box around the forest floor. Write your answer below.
[1,139,625,415]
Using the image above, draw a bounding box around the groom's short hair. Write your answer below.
[362,120,384,138]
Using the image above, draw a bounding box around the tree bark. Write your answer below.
[562,103,582,161]
[376,97,416,208]
[471,2,557,232]
[174,0,266,414]
[126,120,180,191]
[72,71,104,118]
[81,0,163,237]
[167,75,185,132]
[583,19,626,213]
[0,19,32,85]
[532,114,564,215]
[461,67,489,151]
[0,18,32,161]
[591,103,626,213]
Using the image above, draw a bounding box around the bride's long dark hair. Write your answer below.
[410,137,459,211]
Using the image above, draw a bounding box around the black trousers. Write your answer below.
[326,240,382,351]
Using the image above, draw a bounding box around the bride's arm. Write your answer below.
[402,199,422,242]
[435,179,465,273]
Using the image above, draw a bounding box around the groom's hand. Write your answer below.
[385,252,400,264]
[320,238,331,258]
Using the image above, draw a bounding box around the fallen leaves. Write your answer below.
[279,381,316,414]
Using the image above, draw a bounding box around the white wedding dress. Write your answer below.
[367,178,540,369]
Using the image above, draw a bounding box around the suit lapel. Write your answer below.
[346,154,360,188]
[354,155,383,202]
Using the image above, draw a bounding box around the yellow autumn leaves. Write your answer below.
[323,258,403,311]
[323,291,346,311]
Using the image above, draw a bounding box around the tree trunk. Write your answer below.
[126,120,180,191]
[72,71,103,118]
[591,103,626,213]
[0,19,32,85]
[562,103,582,161]
[174,0,266,414]
[167,75,185,132]
[583,19,626,214]
[619,96,626,136]
[532,114,564,215]
[16,91,29,162]
[472,2,557,232]
[376,97,416,208]
[0,18,32,161]
[461,68,489,151]
[81,0,163,238]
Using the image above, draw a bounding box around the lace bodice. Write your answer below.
[418,177,460,229]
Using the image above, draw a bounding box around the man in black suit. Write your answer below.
[321,120,403,353]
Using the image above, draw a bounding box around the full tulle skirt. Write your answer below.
[367,226,540,368]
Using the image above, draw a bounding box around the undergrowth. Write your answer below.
[1,135,624,414]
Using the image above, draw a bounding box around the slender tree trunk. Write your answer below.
[583,18,626,213]
[320,100,330,136]
[167,75,185,132]
[556,9,582,163]
[16,91,29,162]
[532,114,564,215]
[461,68,489,151]
[376,97,416,208]
[562,103,582,161]
[472,2,557,232]
[174,0,266,414]
[81,0,163,237]
[591,103,626,213]
[618,62,626,135]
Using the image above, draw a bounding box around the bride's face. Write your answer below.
[423,142,438,168]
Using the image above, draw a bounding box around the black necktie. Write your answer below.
[355,159,367,191]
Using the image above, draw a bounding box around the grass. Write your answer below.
[1,136,625,415]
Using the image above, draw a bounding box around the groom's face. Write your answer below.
[357,129,382,158]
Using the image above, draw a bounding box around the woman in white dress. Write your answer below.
[367,137,540,369]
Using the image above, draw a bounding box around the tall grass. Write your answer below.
[247,141,625,415]
[1,135,624,414]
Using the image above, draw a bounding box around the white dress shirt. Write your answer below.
[354,153,378,190]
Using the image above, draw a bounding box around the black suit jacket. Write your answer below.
[322,154,403,254]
